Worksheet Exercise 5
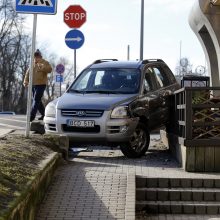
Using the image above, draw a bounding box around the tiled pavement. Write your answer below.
[136,214,220,219]
[35,134,220,220]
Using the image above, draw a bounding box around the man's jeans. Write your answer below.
[31,85,46,120]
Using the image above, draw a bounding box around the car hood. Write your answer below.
[56,93,138,110]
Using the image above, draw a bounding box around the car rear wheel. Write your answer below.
[120,122,150,158]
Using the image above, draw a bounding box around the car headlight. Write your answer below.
[45,102,56,118]
[111,106,129,119]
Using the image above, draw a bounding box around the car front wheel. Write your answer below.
[120,122,150,158]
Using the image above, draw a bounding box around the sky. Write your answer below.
[22,0,205,75]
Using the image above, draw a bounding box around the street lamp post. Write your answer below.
[127,45,130,60]
[140,0,144,61]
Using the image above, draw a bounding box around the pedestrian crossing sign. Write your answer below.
[15,0,57,14]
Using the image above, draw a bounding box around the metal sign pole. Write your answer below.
[25,14,37,138]
[74,49,76,79]
[60,74,61,96]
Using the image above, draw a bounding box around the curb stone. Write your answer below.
[0,152,62,220]
[43,134,69,160]
[125,171,136,220]
[0,129,14,139]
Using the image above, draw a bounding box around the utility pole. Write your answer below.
[179,41,182,65]
[179,40,182,76]
[127,45,130,60]
[140,0,144,60]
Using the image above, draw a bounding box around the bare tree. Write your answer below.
[58,56,75,85]
[0,0,75,113]
[0,0,30,113]
[175,57,192,76]
[44,52,57,103]
[16,35,31,113]
[42,55,75,103]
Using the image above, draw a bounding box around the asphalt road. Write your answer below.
[0,114,26,130]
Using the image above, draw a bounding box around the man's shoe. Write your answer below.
[38,115,44,120]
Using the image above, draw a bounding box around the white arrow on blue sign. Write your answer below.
[56,74,63,83]
[65,29,85,50]
[15,0,57,14]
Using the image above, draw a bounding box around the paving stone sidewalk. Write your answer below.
[35,134,220,220]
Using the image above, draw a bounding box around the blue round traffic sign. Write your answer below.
[56,64,65,74]
[65,29,85,50]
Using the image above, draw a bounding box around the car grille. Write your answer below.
[61,109,104,117]
[62,124,100,133]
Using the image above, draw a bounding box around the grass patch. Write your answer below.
[0,134,59,215]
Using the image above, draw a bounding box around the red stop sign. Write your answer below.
[64,5,86,28]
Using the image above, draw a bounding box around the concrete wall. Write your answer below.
[189,0,220,86]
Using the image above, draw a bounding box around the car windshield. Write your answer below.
[68,68,141,94]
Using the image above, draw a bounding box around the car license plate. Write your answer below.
[67,120,95,127]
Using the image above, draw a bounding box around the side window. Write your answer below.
[154,67,164,87]
[153,67,170,88]
[144,79,151,92]
[144,67,154,93]
[163,65,176,84]
[94,71,104,86]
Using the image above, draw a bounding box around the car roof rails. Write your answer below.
[92,59,118,64]
[142,59,165,64]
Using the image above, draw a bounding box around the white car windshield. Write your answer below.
[69,68,141,94]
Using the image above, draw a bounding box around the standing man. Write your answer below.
[23,49,52,122]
